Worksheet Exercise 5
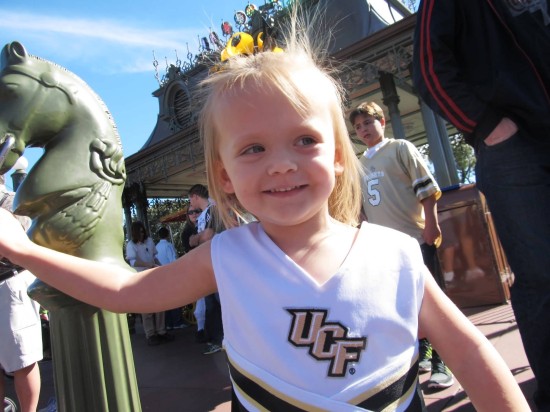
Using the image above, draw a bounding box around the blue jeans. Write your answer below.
[165,308,183,328]
[476,131,550,410]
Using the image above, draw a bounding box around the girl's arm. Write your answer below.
[0,208,217,314]
[419,274,530,411]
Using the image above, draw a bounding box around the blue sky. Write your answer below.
[0,0,252,190]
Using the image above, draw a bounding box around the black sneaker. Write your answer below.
[418,338,432,373]
[428,358,454,389]
[203,343,222,355]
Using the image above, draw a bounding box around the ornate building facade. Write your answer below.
[124,0,457,210]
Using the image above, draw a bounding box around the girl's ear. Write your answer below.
[334,146,344,176]
[379,117,386,128]
[217,164,235,194]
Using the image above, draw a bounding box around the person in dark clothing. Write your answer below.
[181,207,200,254]
[180,206,206,341]
[413,2,550,409]
[187,184,224,355]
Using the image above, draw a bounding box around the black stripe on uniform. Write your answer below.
[357,360,421,411]
[230,359,424,412]
[228,362,308,412]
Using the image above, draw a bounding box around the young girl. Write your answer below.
[0,9,529,412]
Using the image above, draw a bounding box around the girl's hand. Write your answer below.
[0,208,31,262]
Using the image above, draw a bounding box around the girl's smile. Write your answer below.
[264,185,306,194]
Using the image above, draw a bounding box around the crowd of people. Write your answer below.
[125,183,226,355]
[2,2,548,411]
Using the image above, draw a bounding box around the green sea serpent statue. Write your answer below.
[0,41,141,411]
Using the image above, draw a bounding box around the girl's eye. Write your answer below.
[242,144,264,155]
[297,136,316,146]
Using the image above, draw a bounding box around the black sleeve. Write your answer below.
[412,0,500,138]
[181,223,197,254]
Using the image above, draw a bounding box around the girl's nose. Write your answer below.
[266,153,298,175]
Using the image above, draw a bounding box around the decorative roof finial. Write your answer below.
[152,50,160,85]
[187,42,193,64]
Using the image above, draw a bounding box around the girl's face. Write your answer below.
[353,113,385,148]
[214,82,343,230]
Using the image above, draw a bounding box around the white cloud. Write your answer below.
[0,9,207,74]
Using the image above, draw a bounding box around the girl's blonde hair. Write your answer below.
[200,5,361,229]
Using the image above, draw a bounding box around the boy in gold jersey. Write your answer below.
[349,101,451,389]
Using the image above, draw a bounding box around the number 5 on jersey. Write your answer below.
[367,178,381,206]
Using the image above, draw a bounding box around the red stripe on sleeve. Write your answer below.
[419,0,476,132]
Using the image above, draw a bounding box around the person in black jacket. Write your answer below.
[181,207,200,254]
[413,2,550,410]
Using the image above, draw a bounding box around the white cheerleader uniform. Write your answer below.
[211,221,427,411]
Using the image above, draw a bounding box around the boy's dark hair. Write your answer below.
[188,184,209,199]
[158,227,169,239]
[348,101,385,125]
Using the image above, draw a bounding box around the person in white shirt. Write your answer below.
[126,221,174,346]
[0,175,42,412]
[156,227,186,330]
[155,227,177,266]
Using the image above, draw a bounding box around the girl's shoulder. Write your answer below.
[215,221,259,239]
